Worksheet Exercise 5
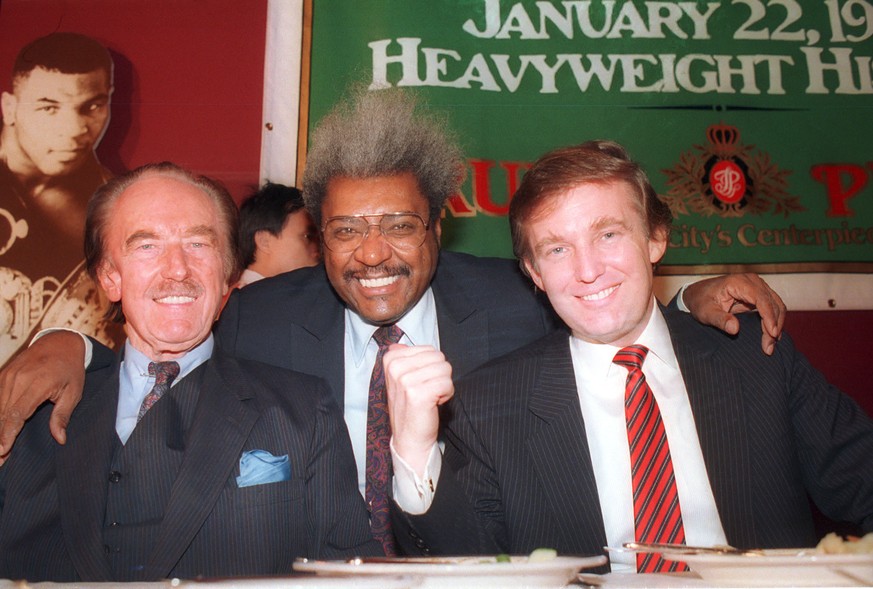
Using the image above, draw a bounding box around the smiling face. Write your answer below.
[1,67,111,178]
[96,175,230,360]
[321,173,441,325]
[522,180,667,347]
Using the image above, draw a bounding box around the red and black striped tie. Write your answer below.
[614,345,689,573]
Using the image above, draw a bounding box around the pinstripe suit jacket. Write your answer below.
[216,251,561,406]
[0,350,379,582]
[395,305,873,562]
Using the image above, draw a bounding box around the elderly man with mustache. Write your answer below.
[0,162,378,582]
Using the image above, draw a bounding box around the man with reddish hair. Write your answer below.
[388,140,873,569]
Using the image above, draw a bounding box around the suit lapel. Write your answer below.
[665,309,757,547]
[431,257,490,377]
[291,277,346,404]
[56,362,120,581]
[525,333,608,554]
[145,354,260,578]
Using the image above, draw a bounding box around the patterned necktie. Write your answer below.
[614,345,689,573]
[137,361,180,422]
[366,324,404,555]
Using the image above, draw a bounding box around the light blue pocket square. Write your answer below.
[236,449,291,488]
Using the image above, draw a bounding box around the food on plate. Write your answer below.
[815,532,873,554]
[528,547,558,562]
[488,547,558,564]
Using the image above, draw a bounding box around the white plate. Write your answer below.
[2,577,420,589]
[294,555,607,588]
[176,576,421,588]
[661,549,873,587]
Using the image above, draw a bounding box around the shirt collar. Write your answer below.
[237,268,265,288]
[346,287,438,366]
[569,297,679,378]
[121,334,215,383]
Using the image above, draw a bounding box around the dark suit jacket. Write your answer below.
[0,350,379,582]
[395,306,873,563]
[216,251,561,406]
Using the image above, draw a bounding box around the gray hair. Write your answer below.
[302,88,465,226]
[85,162,241,322]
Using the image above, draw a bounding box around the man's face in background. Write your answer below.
[1,66,112,178]
[261,208,320,274]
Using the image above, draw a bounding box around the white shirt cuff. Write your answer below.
[676,282,692,313]
[391,441,442,515]
[31,328,93,368]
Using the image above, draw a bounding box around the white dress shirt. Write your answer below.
[235,268,265,289]
[345,288,440,495]
[115,335,214,444]
[393,298,726,569]
[571,299,726,570]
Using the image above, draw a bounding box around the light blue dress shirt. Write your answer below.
[115,335,214,444]
[344,287,440,495]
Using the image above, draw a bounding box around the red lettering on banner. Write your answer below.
[445,193,476,217]
[470,159,508,215]
[810,164,868,217]
[444,159,532,217]
[501,161,529,200]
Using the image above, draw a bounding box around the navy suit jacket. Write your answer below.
[0,350,379,581]
[216,251,561,406]
[395,306,873,563]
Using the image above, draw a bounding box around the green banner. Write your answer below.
[308,0,873,273]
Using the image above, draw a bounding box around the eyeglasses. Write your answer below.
[321,212,430,253]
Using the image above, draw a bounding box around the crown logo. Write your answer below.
[706,123,740,156]
[661,124,804,219]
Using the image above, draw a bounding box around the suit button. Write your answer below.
[104,545,112,554]
[414,539,427,549]
[108,471,122,483]
[109,521,121,527]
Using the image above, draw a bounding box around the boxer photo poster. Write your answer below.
[0,0,269,367]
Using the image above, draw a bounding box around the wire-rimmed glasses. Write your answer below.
[321,212,430,253]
